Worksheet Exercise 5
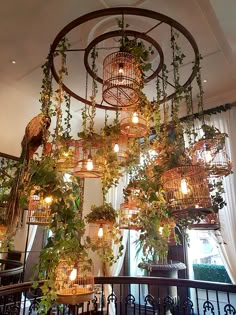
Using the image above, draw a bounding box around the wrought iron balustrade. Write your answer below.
[0,276,236,314]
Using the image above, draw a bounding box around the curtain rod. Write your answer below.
[180,102,236,122]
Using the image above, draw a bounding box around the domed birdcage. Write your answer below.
[73,139,103,178]
[120,110,149,138]
[55,259,94,305]
[27,189,52,225]
[87,222,112,249]
[57,139,80,173]
[161,165,212,214]
[189,133,232,177]
[102,52,142,108]
[119,200,140,230]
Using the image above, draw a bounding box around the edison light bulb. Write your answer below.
[113,143,119,153]
[180,178,189,194]
[132,112,139,124]
[118,66,124,75]
[69,268,77,281]
[63,151,69,157]
[44,196,52,204]
[98,226,104,238]
[86,153,93,171]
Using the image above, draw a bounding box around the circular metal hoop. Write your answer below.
[49,7,200,110]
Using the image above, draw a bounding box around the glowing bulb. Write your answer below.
[63,151,69,157]
[113,143,119,153]
[159,226,164,235]
[118,67,124,75]
[98,226,104,239]
[132,112,139,124]
[86,153,93,171]
[203,150,212,163]
[180,178,189,194]
[44,196,52,204]
[195,204,199,208]
[69,268,77,281]
[117,63,124,83]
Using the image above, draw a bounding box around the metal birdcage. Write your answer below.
[189,133,232,177]
[161,165,212,213]
[120,110,148,138]
[87,223,112,248]
[57,139,80,173]
[102,52,142,107]
[119,200,140,230]
[73,139,103,178]
[27,190,51,225]
[55,259,94,305]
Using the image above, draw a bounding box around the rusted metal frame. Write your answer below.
[49,7,200,110]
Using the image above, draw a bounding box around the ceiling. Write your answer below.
[1,0,236,157]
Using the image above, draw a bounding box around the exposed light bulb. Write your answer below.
[86,153,93,171]
[195,204,199,208]
[63,151,69,157]
[118,63,124,83]
[132,112,139,124]
[159,226,164,235]
[44,196,53,204]
[203,150,212,163]
[69,268,77,281]
[113,143,119,153]
[98,226,104,238]
[180,178,189,194]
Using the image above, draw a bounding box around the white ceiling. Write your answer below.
[0,0,236,156]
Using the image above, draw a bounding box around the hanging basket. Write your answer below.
[161,165,212,213]
[102,52,142,107]
[55,259,94,305]
[189,133,232,177]
[120,110,149,138]
[27,190,51,225]
[73,139,103,178]
[119,201,140,230]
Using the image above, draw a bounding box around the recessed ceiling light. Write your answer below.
[203,79,207,83]
[11,60,16,64]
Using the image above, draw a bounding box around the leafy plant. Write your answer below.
[86,203,117,224]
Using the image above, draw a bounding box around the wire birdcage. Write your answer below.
[161,165,212,213]
[88,223,113,248]
[119,200,140,230]
[55,259,94,305]
[27,190,51,225]
[57,139,80,173]
[120,110,149,138]
[103,52,142,107]
[73,139,103,178]
[189,133,232,177]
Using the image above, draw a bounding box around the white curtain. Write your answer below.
[105,173,129,277]
[201,109,236,283]
[105,173,129,315]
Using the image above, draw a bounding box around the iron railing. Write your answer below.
[0,276,236,314]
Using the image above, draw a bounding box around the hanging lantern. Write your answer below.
[120,110,149,138]
[119,200,140,230]
[55,259,94,305]
[88,223,112,248]
[189,133,232,177]
[161,165,212,214]
[102,52,142,107]
[73,139,103,178]
[188,212,220,230]
[27,189,52,225]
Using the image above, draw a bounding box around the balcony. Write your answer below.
[0,276,236,314]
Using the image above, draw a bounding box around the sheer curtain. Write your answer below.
[105,173,129,277]
[202,109,236,283]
